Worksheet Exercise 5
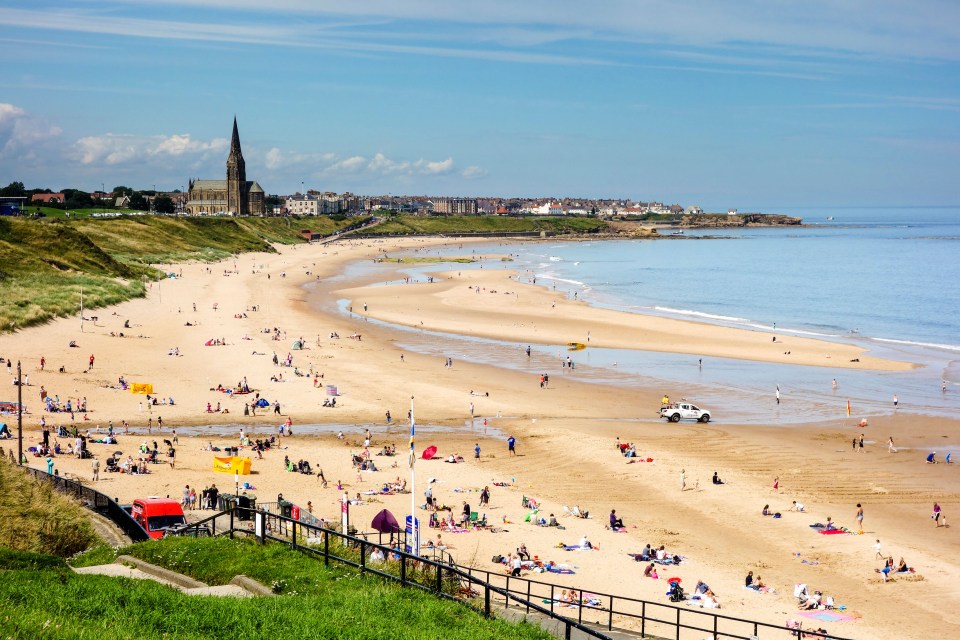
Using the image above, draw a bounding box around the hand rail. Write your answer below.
[172,508,848,640]
[22,466,150,543]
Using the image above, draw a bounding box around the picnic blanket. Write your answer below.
[799,610,855,622]
[818,528,850,535]
[547,566,576,574]
[564,545,599,551]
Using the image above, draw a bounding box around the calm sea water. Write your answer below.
[331,207,960,428]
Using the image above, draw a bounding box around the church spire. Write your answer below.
[229,116,242,158]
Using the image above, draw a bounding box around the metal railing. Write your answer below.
[23,467,150,543]
[171,508,851,640]
[174,507,610,640]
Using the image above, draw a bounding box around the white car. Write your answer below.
[660,402,712,423]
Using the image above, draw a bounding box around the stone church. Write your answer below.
[186,118,265,215]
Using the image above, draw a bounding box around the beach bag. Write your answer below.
[492,555,504,563]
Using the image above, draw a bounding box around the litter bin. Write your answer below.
[218,494,236,511]
[278,500,293,518]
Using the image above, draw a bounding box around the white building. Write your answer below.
[286,193,341,215]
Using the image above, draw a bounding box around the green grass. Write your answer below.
[363,215,607,236]
[0,459,101,557]
[28,537,555,640]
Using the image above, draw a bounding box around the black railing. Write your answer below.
[24,467,149,543]
[172,508,851,640]
[175,508,610,639]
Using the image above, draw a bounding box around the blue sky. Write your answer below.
[1,1,958,208]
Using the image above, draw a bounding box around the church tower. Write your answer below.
[226,116,247,215]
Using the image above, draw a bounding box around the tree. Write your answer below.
[0,181,25,197]
[128,192,147,211]
[64,190,94,210]
[112,185,133,196]
[154,195,175,214]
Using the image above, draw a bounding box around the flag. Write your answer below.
[846,400,851,417]
[409,417,416,469]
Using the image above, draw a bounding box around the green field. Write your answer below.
[363,214,606,236]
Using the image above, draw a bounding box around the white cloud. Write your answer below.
[418,157,454,175]
[0,102,62,158]
[461,165,487,179]
[71,132,227,166]
[3,2,959,63]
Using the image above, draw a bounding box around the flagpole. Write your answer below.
[409,395,417,555]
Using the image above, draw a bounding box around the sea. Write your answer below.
[323,207,960,437]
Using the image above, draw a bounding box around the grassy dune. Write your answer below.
[0,458,100,557]
[364,214,606,236]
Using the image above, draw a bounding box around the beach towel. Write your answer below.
[818,528,849,535]
[564,545,599,551]
[547,567,576,574]
[799,610,855,622]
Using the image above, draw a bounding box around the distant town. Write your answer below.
[0,181,765,222]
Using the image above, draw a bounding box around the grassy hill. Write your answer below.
[0,458,100,556]
[0,459,552,640]
[363,214,606,236]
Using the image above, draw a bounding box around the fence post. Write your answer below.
[526,580,531,614]
[360,539,366,574]
[323,529,329,567]
[713,614,718,638]
[641,602,646,639]
[676,608,681,640]
[400,551,406,586]
[291,521,297,549]
[435,562,442,594]
[565,622,572,640]
[485,582,491,617]
[608,595,614,630]
[229,507,234,539]
[550,585,555,615]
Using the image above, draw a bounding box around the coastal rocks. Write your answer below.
[680,214,802,228]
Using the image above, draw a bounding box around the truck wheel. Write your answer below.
[699,414,710,423]
[669,413,681,423]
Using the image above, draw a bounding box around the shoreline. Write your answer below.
[4,236,959,640]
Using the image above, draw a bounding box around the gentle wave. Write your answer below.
[549,256,562,262]
[538,275,588,287]
[654,306,751,324]
[873,337,960,352]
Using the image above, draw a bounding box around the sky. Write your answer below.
[0,1,959,208]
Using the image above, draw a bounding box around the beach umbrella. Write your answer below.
[422,445,438,460]
[667,577,682,585]
[371,509,401,534]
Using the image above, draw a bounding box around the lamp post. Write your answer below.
[16,360,23,465]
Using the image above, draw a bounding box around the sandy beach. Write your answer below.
[4,237,959,640]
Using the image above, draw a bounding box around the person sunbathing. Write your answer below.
[800,591,822,609]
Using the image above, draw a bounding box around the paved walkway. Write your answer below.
[73,556,270,598]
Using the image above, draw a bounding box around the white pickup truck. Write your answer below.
[660,402,712,423]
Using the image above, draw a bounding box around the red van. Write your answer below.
[131,497,187,539]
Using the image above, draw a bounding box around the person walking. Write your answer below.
[680,469,687,491]
[856,503,864,534]
[507,435,516,456]
[933,502,943,527]
[772,476,779,493]
[474,443,481,459]
[776,385,781,404]
[92,456,99,482]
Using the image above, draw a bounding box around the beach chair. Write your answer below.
[469,511,479,526]
[562,505,573,517]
